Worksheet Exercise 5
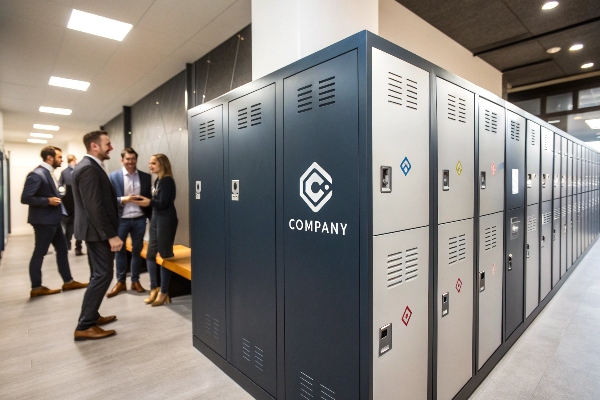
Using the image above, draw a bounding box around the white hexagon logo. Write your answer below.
[300,162,332,212]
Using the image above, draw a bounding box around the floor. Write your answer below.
[1,234,599,400]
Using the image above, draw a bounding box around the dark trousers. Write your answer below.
[29,224,72,288]
[115,216,146,283]
[61,214,82,251]
[76,241,114,331]
[146,217,172,293]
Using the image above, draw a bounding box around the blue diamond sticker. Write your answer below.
[400,157,412,176]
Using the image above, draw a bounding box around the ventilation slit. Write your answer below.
[527,217,537,232]
[404,247,419,282]
[319,76,335,108]
[300,372,314,399]
[542,212,552,225]
[255,346,264,372]
[238,108,248,129]
[388,72,402,106]
[510,120,521,141]
[484,226,497,251]
[406,78,418,110]
[386,251,403,288]
[320,384,336,400]
[242,338,251,362]
[449,234,466,264]
[447,94,456,121]
[298,84,313,113]
[250,103,262,126]
[458,97,467,123]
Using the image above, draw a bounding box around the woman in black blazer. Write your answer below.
[132,154,178,306]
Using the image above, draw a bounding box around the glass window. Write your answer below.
[546,93,573,113]
[578,87,600,109]
[513,98,541,115]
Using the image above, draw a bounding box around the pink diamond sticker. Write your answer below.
[402,306,412,326]
[492,263,496,275]
[456,278,463,293]
[491,162,496,176]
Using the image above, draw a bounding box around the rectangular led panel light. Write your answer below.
[67,9,132,41]
[30,132,54,138]
[39,106,72,115]
[585,118,600,129]
[49,76,90,91]
[33,124,59,131]
[27,139,48,144]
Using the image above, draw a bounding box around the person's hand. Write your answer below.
[131,196,151,207]
[108,236,123,252]
[48,197,62,206]
[121,195,132,204]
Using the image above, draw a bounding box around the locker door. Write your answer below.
[540,128,554,202]
[228,86,276,395]
[552,203,561,287]
[478,212,503,369]
[506,111,526,211]
[373,227,429,400]
[540,201,552,300]
[479,98,505,216]
[190,106,227,357]
[577,193,583,258]
[437,78,474,224]
[560,197,567,277]
[437,219,474,400]
[505,207,525,339]
[526,121,540,206]
[553,134,561,201]
[283,51,360,400]
[568,141,574,197]
[567,196,573,269]
[561,137,568,198]
[525,204,540,317]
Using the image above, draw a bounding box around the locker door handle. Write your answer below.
[541,235,546,247]
[480,172,486,189]
[508,254,513,271]
[542,174,547,188]
[526,244,530,258]
[441,292,449,317]
[553,228,557,241]
[443,170,450,191]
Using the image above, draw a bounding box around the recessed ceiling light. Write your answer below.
[581,63,594,69]
[27,139,48,144]
[569,44,583,51]
[33,124,59,131]
[549,120,561,124]
[67,9,132,41]
[585,119,600,129]
[30,132,54,139]
[39,106,72,115]
[542,1,559,10]
[546,47,561,54]
[574,115,583,120]
[49,76,90,91]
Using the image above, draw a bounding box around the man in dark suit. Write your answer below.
[58,154,84,255]
[21,146,88,297]
[72,131,123,341]
[106,147,152,297]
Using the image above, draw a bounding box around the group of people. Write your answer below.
[21,130,178,341]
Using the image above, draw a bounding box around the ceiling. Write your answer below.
[0,0,251,146]
[396,0,600,89]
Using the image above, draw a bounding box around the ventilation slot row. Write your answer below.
[406,78,418,110]
[250,103,262,126]
[553,208,560,220]
[320,384,336,400]
[484,110,498,133]
[530,127,536,146]
[484,226,497,251]
[542,212,552,225]
[510,120,520,141]
[199,120,216,141]
[543,134,549,151]
[254,346,264,372]
[300,372,314,400]
[449,234,466,264]
[386,251,403,288]
[527,216,537,232]
[387,72,402,106]
[404,247,419,282]
[242,338,251,362]
[447,94,456,121]
[237,108,248,129]
[458,97,467,123]
[318,76,335,108]
[561,206,567,217]
[204,314,220,341]
[297,84,313,113]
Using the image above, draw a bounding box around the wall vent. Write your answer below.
[527,216,537,232]
[297,84,313,113]
[250,103,262,126]
[484,110,498,134]
[542,212,552,225]
[300,372,314,399]
[449,234,466,264]
[386,251,403,288]
[237,108,248,129]
[318,76,335,108]
[484,226,497,251]
[204,314,220,341]
[199,120,215,141]
[510,120,521,141]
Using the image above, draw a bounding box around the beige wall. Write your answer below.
[379,0,502,97]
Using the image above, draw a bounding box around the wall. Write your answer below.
[378,0,502,97]
[102,113,126,173]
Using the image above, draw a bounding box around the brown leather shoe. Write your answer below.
[30,286,61,298]
[74,326,116,341]
[96,315,117,326]
[62,280,88,291]
[130,281,146,293]
[106,281,126,298]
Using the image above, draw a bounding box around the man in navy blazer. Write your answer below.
[21,146,88,297]
[58,154,83,255]
[106,147,152,297]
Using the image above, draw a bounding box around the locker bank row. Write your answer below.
[186,31,600,400]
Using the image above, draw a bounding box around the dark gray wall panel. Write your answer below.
[102,112,125,173]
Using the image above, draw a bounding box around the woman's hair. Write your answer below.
[153,153,173,177]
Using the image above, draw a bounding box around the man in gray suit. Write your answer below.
[72,131,123,341]
[58,154,84,255]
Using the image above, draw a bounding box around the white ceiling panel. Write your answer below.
[70,0,153,24]
[0,0,72,27]
[189,0,251,45]
[154,0,238,17]
[124,27,188,57]
[136,2,209,39]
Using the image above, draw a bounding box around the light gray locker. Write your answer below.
[560,199,567,277]
[437,78,474,224]
[553,134,561,201]
[567,141,574,197]
[478,98,505,216]
[576,144,581,195]
[437,219,474,400]
[540,201,552,300]
[526,121,540,206]
[372,48,430,235]
[567,196,573,269]
[525,204,540,317]
[540,128,554,202]
[561,137,568,198]
[552,204,560,287]
[478,212,503,369]
[372,227,429,400]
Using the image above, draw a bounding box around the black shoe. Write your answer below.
[76,249,85,256]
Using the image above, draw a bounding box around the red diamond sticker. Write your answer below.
[491,162,496,176]
[492,263,496,275]
[456,278,463,293]
[402,306,412,326]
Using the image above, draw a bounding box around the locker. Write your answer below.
[567,196,573,269]
[437,219,474,400]
[540,128,554,202]
[506,111,526,211]
[505,207,525,339]
[567,141,574,197]
[561,137,568,198]
[437,78,475,224]
[478,212,504,369]
[560,198,567,277]
[553,134,561,201]
[577,193,583,258]
[552,203,561,287]
[525,204,540,317]
[373,227,429,400]
[189,105,227,357]
[526,121,540,206]
[228,86,277,395]
[479,98,505,216]
[540,201,553,300]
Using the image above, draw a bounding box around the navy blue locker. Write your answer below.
[505,207,525,339]
[506,111,526,211]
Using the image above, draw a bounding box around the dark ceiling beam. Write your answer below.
[473,16,600,56]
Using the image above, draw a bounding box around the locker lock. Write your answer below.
[479,271,485,292]
[379,323,392,356]
[561,175,566,187]
[554,175,559,187]
[508,254,513,271]
[526,243,530,258]
[480,172,486,189]
[380,166,392,193]
[231,180,239,201]
[442,170,450,191]
[541,235,546,248]
[441,292,449,317]
[542,174,549,188]
[564,224,567,234]
[527,173,536,188]
[553,228,557,241]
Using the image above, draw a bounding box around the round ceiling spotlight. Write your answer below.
[546,47,561,54]
[542,1,559,10]
[581,63,594,69]
[569,44,583,51]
